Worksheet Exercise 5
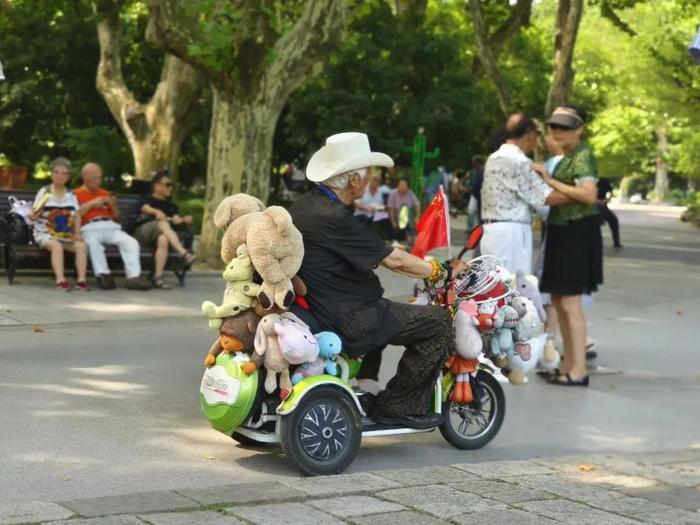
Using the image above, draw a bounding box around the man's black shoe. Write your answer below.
[372,412,443,429]
[356,392,377,415]
[97,274,116,290]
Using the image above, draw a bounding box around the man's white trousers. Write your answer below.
[82,220,142,279]
[480,221,532,275]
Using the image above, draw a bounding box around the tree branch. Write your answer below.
[266,0,348,104]
[146,0,224,83]
[545,0,584,115]
[467,0,512,116]
[94,0,138,129]
[151,54,205,140]
[599,0,636,36]
[471,0,533,75]
[488,0,533,58]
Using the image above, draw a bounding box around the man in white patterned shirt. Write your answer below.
[480,113,568,274]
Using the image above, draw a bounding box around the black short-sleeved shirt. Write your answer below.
[137,196,179,226]
[142,196,178,217]
[289,189,394,354]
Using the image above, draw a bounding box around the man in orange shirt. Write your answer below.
[75,163,151,290]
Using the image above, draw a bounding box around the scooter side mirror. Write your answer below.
[466,224,484,250]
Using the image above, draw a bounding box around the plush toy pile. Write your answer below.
[429,255,559,403]
[201,194,342,400]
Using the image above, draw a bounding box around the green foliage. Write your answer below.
[277,0,550,171]
[566,0,700,187]
[63,126,133,180]
[0,0,207,186]
[0,1,112,167]
[2,0,700,200]
[175,193,205,231]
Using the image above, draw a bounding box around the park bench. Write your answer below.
[0,190,189,286]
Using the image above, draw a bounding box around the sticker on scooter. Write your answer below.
[200,366,241,405]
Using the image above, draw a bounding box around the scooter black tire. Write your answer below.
[439,370,505,450]
[280,385,361,476]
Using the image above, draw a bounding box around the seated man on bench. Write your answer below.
[74,163,151,290]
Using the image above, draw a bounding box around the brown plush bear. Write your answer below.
[214,194,304,311]
[204,310,260,367]
[253,275,307,317]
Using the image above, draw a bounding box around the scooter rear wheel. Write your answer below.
[280,385,361,476]
[439,370,505,450]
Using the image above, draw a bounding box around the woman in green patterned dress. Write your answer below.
[540,105,603,387]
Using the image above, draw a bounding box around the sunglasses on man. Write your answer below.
[548,123,575,131]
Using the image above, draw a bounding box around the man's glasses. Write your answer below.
[548,124,573,131]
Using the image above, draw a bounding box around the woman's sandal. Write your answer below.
[548,373,589,387]
[181,251,196,267]
[152,277,172,290]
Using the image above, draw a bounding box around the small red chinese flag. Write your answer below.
[411,187,449,258]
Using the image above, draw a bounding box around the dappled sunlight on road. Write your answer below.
[69,365,134,376]
[65,301,196,315]
[71,377,149,393]
[578,425,648,448]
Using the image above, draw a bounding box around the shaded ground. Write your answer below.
[0,203,698,504]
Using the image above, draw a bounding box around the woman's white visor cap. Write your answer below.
[306,132,394,183]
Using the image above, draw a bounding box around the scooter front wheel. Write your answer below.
[280,385,361,476]
[439,370,505,450]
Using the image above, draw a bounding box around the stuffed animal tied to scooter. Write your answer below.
[247,313,293,399]
[291,331,343,385]
[214,195,304,311]
[203,310,260,367]
[201,244,260,329]
[449,300,482,404]
[275,312,319,365]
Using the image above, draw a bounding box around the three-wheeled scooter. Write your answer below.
[200,245,506,476]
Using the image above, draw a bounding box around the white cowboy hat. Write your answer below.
[306,132,394,183]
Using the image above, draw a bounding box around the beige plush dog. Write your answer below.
[213,194,304,311]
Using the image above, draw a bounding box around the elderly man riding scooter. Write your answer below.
[289,132,468,429]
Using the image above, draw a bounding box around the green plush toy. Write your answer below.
[201,244,260,329]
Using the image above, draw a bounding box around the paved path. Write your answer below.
[1,203,699,507]
[1,450,699,524]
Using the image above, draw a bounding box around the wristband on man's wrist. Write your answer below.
[441,262,453,282]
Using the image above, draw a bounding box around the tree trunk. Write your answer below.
[468,0,512,116]
[654,124,669,203]
[545,0,584,115]
[197,86,280,264]
[94,3,203,181]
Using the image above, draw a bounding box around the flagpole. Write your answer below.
[440,185,452,259]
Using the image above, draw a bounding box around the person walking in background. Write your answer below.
[388,178,420,246]
[479,113,568,274]
[540,104,602,387]
[133,170,195,289]
[28,157,89,291]
[597,177,622,248]
[75,163,151,291]
[466,155,485,230]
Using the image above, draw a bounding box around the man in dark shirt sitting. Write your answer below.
[289,132,467,429]
[133,170,196,288]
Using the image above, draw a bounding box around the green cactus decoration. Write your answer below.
[402,127,440,198]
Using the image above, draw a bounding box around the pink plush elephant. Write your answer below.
[274,313,320,365]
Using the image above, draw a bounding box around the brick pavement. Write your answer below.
[2,450,699,525]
